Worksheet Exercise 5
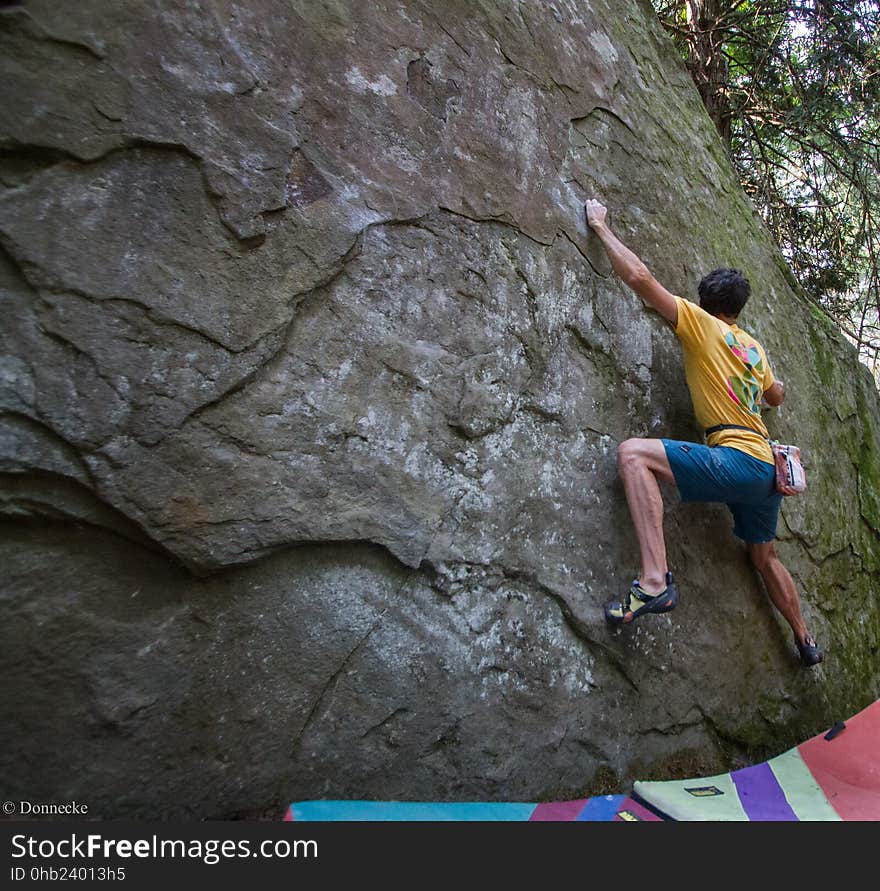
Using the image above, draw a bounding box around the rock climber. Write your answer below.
[584,199,823,667]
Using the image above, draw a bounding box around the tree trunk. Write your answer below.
[685,0,732,145]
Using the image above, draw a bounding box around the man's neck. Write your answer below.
[713,313,739,326]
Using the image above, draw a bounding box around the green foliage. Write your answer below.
[652,1,880,378]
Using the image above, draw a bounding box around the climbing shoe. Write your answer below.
[604,572,678,625]
[797,634,824,667]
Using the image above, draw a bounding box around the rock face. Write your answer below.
[2,1,879,818]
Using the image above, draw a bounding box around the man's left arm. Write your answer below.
[584,199,678,326]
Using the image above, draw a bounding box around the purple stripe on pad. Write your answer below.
[731,763,798,821]
[576,795,627,821]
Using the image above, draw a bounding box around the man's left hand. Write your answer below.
[585,199,607,229]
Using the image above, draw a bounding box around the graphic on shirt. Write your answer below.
[724,331,763,415]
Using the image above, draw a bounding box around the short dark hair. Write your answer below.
[697,268,750,317]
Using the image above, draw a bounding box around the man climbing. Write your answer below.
[584,199,823,667]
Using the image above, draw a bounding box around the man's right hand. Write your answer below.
[585,199,607,229]
[764,380,785,407]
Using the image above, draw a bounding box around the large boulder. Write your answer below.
[2,0,878,818]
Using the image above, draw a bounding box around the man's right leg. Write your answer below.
[617,437,677,594]
[748,541,823,664]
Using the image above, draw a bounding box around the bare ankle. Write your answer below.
[639,574,667,595]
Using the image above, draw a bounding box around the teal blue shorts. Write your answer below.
[661,439,781,544]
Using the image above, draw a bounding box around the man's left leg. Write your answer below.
[616,438,676,592]
[605,438,679,624]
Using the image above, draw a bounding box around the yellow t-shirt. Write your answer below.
[673,295,774,464]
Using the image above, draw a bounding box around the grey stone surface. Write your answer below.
[1,0,879,818]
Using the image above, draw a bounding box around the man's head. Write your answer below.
[698,268,750,319]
